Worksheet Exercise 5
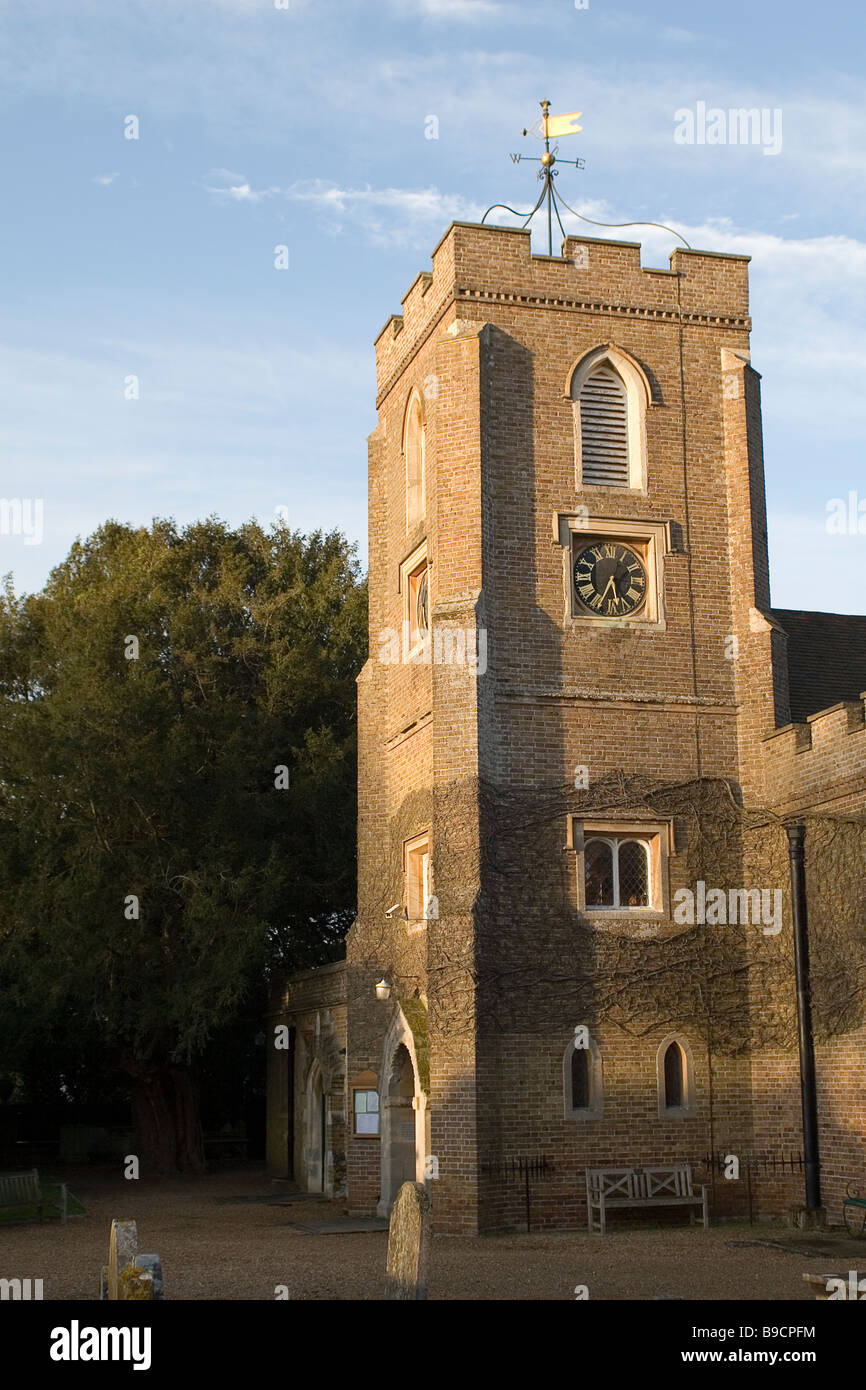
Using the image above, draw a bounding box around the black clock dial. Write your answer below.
[573,541,648,617]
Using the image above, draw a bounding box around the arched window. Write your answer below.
[663,1042,684,1109]
[584,836,650,909]
[563,1033,603,1118]
[571,1048,590,1110]
[656,1034,696,1117]
[579,364,629,486]
[404,391,425,531]
[569,347,650,491]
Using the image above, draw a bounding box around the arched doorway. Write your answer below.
[378,1018,426,1216]
[305,1063,327,1193]
[389,1044,417,1191]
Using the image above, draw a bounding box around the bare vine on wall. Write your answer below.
[352,772,866,1056]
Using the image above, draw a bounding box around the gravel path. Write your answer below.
[0,1168,825,1300]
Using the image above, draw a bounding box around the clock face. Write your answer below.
[573,540,648,617]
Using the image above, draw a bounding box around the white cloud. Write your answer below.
[202,169,280,202]
[284,180,486,245]
[91,172,119,185]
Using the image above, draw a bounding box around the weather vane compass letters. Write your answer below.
[483,99,585,256]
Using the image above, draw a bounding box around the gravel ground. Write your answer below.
[0,1168,827,1300]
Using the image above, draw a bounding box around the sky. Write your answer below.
[0,0,863,611]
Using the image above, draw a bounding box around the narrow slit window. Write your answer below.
[571,1048,590,1110]
[664,1042,685,1109]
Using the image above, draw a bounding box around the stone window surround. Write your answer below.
[568,817,674,920]
[562,1032,604,1121]
[566,344,653,494]
[655,1033,698,1119]
[555,513,671,631]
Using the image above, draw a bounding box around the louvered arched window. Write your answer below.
[579,364,629,486]
[569,348,649,491]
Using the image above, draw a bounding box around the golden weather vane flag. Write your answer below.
[522,100,582,141]
[545,109,582,138]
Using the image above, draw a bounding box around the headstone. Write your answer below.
[385,1181,431,1300]
[101,1219,164,1300]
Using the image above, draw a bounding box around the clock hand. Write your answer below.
[600,574,619,606]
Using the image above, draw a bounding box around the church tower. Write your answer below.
[343,220,787,1233]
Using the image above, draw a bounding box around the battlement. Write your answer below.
[761,695,866,816]
[374,220,752,401]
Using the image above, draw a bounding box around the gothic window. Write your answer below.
[563,1033,603,1118]
[664,1042,684,1108]
[404,390,425,531]
[571,1047,590,1110]
[656,1035,696,1117]
[569,347,650,492]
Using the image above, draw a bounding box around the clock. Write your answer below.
[573,540,648,617]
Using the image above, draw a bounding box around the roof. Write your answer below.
[772,608,866,723]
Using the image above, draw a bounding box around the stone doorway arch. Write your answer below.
[377,1008,427,1217]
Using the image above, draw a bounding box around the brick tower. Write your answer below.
[268,219,866,1237]
[343,220,788,1234]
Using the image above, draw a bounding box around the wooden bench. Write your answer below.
[0,1169,67,1225]
[586,1164,708,1234]
[843,1182,866,1238]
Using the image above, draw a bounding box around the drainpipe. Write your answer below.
[785,822,821,1212]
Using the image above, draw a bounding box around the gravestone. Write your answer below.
[385,1181,431,1300]
[100,1219,164,1300]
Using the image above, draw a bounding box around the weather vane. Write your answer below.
[482,99,585,256]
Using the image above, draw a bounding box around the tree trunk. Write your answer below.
[127,1060,206,1175]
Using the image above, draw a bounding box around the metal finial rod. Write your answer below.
[484,99,586,255]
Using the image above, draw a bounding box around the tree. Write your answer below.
[0,517,366,1172]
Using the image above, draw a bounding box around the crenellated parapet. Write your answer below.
[761,694,866,816]
[374,221,752,406]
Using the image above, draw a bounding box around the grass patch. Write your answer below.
[0,1180,86,1225]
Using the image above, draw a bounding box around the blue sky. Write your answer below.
[0,0,863,610]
